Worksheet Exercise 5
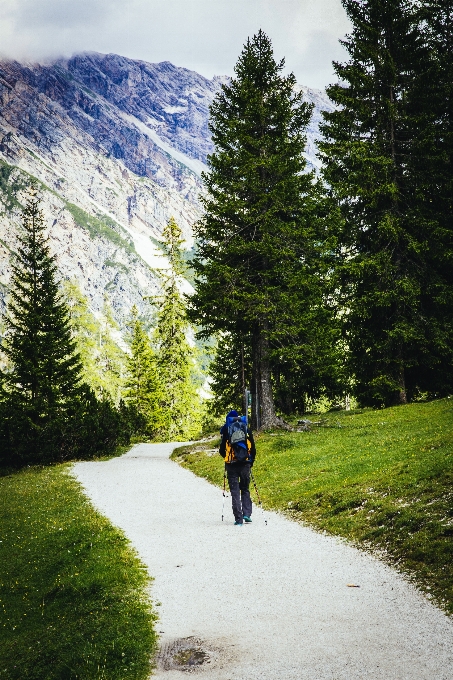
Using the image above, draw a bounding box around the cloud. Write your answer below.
[0,0,350,89]
[16,0,121,28]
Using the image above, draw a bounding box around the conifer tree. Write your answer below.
[124,306,164,438]
[155,218,201,440]
[190,29,329,427]
[64,280,100,386]
[97,295,127,402]
[409,0,453,393]
[0,185,83,457]
[319,0,436,406]
[64,283,127,402]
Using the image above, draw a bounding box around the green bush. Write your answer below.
[0,386,139,466]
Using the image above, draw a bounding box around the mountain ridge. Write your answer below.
[0,52,334,331]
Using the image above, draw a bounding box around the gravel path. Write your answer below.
[73,443,453,680]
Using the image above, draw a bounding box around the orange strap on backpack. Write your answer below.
[225,437,251,463]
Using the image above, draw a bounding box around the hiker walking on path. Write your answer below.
[220,409,256,526]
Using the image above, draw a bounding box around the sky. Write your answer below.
[0,0,351,90]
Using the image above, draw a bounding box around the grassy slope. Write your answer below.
[0,464,157,680]
[0,158,137,258]
[172,398,453,615]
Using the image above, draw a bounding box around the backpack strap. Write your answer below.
[225,440,235,464]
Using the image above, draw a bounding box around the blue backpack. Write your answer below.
[225,417,249,463]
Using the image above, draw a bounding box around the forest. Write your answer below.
[1,0,453,461]
[192,2,453,428]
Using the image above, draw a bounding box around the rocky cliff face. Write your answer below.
[0,52,334,331]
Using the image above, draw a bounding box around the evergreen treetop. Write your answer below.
[0,188,139,464]
[1,185,83,414]
[159,216,186,279]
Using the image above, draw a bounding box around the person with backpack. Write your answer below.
[219,409,256,526]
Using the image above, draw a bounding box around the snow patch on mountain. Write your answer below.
[120,112,207,178]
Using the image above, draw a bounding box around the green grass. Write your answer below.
[53,66,74,83]
[80,86,97,99]
[25,149,54,174]
[0,158,137,260]
[0,158,60,212]
[0,464,157,679]
[0,237,11,252]
[104,259,130,275]
[65,202,136,256]
[0,160,27,212]
[172,398,453,615]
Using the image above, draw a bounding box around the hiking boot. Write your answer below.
[234,521,243,526]
[243,516,252,523]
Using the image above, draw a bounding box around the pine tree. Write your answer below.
[97,295,127,402]
[408,0,453,394]
[189,29,329,427]
[124,306,164,438]
[155,218,201,440]
[318,0,436,406]
[0,185,83,458]
[64,282,127,402]
[64,280,100,386]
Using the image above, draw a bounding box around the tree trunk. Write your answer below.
[396,365,407,405]
[251,326,260,430]
[251,319,282,430]
[258,334,275,428]
[241,342,247,415]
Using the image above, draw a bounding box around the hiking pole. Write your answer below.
[221,465,227,522]
[250,469,267,526]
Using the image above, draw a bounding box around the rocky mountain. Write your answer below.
[0,52,334,331]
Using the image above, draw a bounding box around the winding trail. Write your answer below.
[73,443,453,680]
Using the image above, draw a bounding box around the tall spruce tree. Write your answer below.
[319,0,436,406]
[409,0,453,393]
[124,306,164,438]
[0,185,83,457]
[155,218,201,440]
[189,29,329,428]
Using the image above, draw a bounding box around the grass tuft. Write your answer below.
[0,160,27,211]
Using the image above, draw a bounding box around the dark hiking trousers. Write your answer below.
[226,462,252,523]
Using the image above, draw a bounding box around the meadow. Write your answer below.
[173,398,453,616]
[0,464,157,680]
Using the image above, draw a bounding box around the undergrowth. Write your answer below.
[172,398,453,616]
